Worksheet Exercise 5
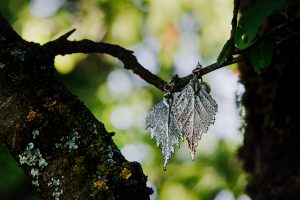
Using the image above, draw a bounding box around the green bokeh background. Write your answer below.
[0,0,249,199]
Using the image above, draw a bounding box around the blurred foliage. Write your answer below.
[0,0,249,199]
[250,40,273,73]
[234,0,286,73]
[234,0,287,50]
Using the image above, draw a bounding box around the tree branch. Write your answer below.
[43,16,298,95]
[43,36,252,93]
[44,38,167,91]
[1,16,153,199]
[43,31,252,94]
[171,53,249,92]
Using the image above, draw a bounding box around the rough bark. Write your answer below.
[238,1,300,199]
[0,14,152,200]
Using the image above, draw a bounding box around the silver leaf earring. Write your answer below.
[146,64,218,170]
[173,65,218,160]
[145,83,182,171]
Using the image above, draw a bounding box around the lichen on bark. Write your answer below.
[0,14,152,200]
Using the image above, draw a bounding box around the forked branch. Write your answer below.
[43,29,250,93]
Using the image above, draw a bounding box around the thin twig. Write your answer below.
[172,54,250,92]
[219,0,241,65]
[230,0,241,38]
[56,29,76,40]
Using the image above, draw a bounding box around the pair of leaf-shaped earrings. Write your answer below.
[146,65,218,170]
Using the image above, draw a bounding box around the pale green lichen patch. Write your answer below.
[32,129,39,139]
[92,123,98,134]
[106,145,114,166]
[19,142,48,186]
[19,142,47,167]
[64,131,80,152]
[31,168,40,186]
[54,143,62,148]
[0,62,5,69]
[48,177,64,200]
[55,130,81,152]
[10,48,26,61]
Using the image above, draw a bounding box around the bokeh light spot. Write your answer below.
[110,106,133,130]
[30,0,64,18]
[107,70,133,97]
[121,142,154,164]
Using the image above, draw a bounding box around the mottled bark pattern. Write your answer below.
[0,14,152,200]
[239,1,300,199]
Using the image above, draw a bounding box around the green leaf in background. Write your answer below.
[235,0,287,49]
[217,38,234,65]
[250,40,273,73]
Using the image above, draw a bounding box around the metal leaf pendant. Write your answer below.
[145,96,182,170]
[174,79,218,160]
[146,77,217,170]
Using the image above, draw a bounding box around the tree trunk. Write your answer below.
[238,1,300,199]
[0,14,152,200]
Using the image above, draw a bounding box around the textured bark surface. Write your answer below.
[0,15,152,200]
[238,1,300,199]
